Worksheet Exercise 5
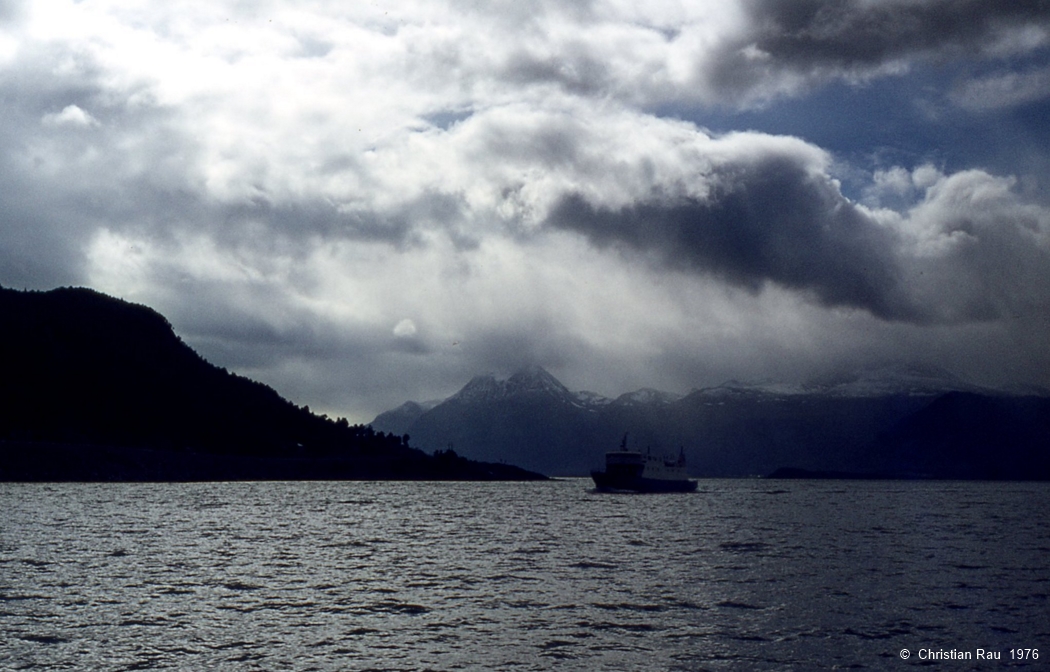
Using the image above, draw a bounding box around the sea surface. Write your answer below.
[2,479,1048,670]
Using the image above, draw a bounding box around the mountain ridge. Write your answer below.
[372,365,1049,478]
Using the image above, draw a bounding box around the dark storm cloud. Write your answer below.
[547,153,917,321]
[548,149,1050,327]
[752,0,1049,63]
[711,0,1050,102]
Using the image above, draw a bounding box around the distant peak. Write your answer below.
[506,365,569,392]
[453,374,502,399]
[449,366,572,403]
[391,399,442,414]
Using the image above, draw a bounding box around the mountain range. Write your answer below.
[0,285,543,481]
[371,365,1050,479]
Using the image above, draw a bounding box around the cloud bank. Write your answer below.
[1,0,1049,417]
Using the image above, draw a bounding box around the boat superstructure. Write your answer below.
[591,435,697,493]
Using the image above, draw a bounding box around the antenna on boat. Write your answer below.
[620,432,629,451]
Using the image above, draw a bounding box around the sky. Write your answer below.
[2,0,1050,422]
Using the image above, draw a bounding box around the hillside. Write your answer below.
[0,286,544,481]
[872,392,1050,479]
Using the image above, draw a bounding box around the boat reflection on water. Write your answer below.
[591,435,697,493]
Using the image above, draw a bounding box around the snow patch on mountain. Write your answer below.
[449,365,573,403]
[805,363,983,397]
[614,388,683,405]
[692,380,808,398]
[575,390,612,407]
[690,364,985,399]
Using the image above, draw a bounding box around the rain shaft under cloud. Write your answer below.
[1,0,1049,419]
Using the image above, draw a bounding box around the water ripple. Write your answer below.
[1,479,1048,670]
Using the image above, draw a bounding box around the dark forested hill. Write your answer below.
[0,285,543,481]
[871,392,1050,480]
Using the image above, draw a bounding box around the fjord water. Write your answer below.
[2,480,1047,670]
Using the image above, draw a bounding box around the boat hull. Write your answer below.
[591,470,697,493]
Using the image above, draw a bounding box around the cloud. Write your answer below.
[950,65,1050,111]
[898,168,1050,322]
[750,0,1050,62]
[707,0,1050,105]
[393,319,418,338]
[546,133,1050,326]
[1,0,1049,420]
[547,144,912,321]
[41,104,98,127]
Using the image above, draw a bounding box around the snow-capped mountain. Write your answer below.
[440,366,690,411]
[448,365,575,404]
[369,365,686,473]
[803,363,985,398]
[370,363,1047,478]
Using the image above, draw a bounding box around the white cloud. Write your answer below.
[393,319,417,338]
[900,169,1050,318]
[950,66,1050,111]
[41,104,98,127]
[0,32,16,65]
[911,164,944,191]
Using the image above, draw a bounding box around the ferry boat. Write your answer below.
[591,435,697,493]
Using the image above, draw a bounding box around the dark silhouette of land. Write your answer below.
[0,285,544,481]
[766,393,1050,479]
[868,392,1050,480]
